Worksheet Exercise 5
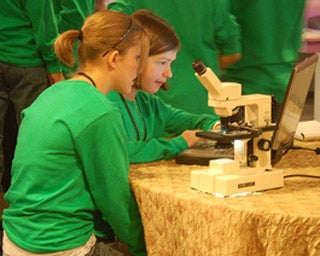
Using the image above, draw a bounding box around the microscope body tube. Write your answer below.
[192,60,222,97]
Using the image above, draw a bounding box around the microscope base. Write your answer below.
[191,165,283,196]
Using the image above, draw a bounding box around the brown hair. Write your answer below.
[54,10,149,71]
[132,9,180,90]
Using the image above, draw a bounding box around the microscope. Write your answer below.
[190,60,283,196]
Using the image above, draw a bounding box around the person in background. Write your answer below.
[108,0,241,115]
[54,0,95,33]
[2,10,149,256]
[223,0,306,107]
[0,0,64,192]
[107,9,219,164]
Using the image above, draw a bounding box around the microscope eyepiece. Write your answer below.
[192,60,207,75]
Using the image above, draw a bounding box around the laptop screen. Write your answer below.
[271,54,319,165]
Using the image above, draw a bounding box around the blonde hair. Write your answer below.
[132,9,180,90]
[54,10,149,70]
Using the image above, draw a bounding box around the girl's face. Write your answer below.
[139,49,177,94]
[113,43,142,94]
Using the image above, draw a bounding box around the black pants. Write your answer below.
[1,102,18,192]
[0,62,49,192]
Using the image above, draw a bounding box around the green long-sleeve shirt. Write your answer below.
[223,0,306,103]
[108,0,241,115]
[107,90,219,163]
[2,80,146,256]
[53,0,95,33]
[0,0,61,74]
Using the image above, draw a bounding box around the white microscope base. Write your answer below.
[215,168,283,196]
[191,168,283,196]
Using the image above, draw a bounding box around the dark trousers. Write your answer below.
[1,103,18,192]
[0,62,49,192]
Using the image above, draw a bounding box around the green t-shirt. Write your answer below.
[3,80,146,255]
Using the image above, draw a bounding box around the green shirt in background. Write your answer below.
[223,0,306,103]
[2,81,146,256]
[0,0,61,74]
[53,0,95,33]
[107,90,219,163]
[108,0,241,115]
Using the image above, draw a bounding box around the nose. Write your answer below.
[163,66,173,78]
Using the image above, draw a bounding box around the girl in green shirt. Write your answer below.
[2,10,148,256]
[107,10,219,164]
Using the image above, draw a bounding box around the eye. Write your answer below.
[157,60,167,66]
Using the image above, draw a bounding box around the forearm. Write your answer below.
[219,53,242,69]
[128,136,188,163]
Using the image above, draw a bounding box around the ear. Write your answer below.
[103,50,120,70]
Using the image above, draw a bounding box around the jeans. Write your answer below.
[0,62,49,190]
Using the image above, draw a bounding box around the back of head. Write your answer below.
[54,10,149,69]
[132,9,180,56]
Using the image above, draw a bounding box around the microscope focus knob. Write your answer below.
[258,139,271,151]
[248,155,258,162]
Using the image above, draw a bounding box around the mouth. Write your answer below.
[155,81,165,87]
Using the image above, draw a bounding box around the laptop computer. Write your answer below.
[271,53,318,165]
[175,54,319,166]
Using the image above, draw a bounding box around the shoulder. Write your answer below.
[51,80,120,116]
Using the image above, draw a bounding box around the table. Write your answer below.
[129,140,320,256]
